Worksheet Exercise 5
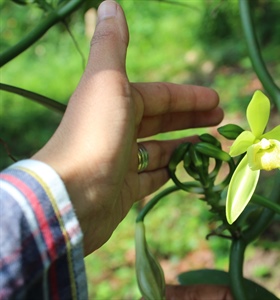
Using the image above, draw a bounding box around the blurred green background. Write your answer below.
[1,0,280,299]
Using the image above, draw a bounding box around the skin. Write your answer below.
[33,0,223,254]
[164,285,233,300]
[33,1,230,298]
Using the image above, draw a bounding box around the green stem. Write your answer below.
[239,0,280,110]
[214,158,235,192]
[0,83,66,113]
[243,171,280,244]
[0,0,85,67]
[251,194,280,215]
[136,185,180,222]
[229,239,248,300]
[168,170,204,194]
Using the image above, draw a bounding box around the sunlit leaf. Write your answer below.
[261,125,280,141]
[229,131,255,157]
[246,90,270,137]
[226,155,260,224]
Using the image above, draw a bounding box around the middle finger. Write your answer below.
[138,107,224,138]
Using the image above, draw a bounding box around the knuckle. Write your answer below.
[90,28,118,48]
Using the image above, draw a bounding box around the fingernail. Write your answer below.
[98,0,117,21]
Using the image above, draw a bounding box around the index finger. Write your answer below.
[131,82,220,117]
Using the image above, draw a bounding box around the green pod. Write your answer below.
[185,164,200,181]
[201,152,210,170]
[199,133,221,148]
[190,146,203,168]
[183,150,200,180]
[168,142,191,172]
[218,124,244,140]
[190,147,209,186]
[183,148,191,168]
[195,142,231,162]
[135,222,165,300]
[209,159,222,180]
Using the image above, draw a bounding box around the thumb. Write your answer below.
[32,1,133,181]
[86,0,129,74]
[57,0,133,169]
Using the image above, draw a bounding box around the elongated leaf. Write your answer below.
[226,155,260,224]
[178,269,278,300]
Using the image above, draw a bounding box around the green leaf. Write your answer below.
[261,125,280,141]
[247,90,270,137]
[226,155,260,224]
[229,131,255,157]
[178,269,279,300]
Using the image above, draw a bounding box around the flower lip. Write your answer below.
[247,138,280,171]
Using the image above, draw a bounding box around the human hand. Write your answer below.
[33,0,223,255]
[165,285,233,300]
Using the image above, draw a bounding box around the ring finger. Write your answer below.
[137,136,198,172]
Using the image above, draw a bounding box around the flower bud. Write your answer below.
[247,138,280,171]
[135,222,165,300]
[218,124,244,140]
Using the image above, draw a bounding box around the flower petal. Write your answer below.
[248,139,280,171]
[226,155,260,224]
[229,131,255,157]
[261,125,280,141]
[247,90,270,137]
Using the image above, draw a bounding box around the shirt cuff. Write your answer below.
[6,159,87,299]
[9,159,83,245]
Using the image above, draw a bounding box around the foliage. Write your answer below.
[1,0,280,299]
[196,0,280,66]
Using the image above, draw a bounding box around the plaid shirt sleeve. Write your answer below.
[0,160,88,300]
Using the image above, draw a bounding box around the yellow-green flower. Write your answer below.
[226,90,280,224]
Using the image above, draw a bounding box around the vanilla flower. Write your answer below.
[226,90,280,224]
